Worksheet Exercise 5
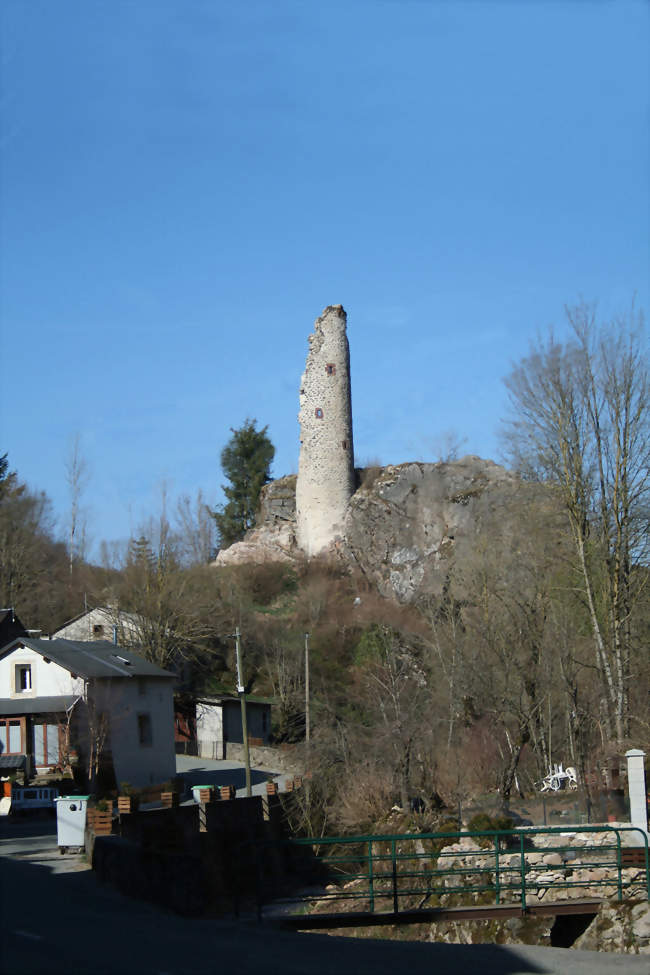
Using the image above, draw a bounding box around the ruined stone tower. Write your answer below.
[296,305,355,556]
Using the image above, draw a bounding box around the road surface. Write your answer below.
[174,752,293,798]
[1,816,647,975]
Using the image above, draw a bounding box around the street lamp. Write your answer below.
[227,627,252,797]
[304,632,310,747]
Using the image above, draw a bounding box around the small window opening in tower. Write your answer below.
[342,440,348,450]
[315,408,324,419]
[325,364,336,376]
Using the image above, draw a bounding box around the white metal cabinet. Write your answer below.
[54,795,89,849]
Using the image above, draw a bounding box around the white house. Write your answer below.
[51,606,141,645]
[0,637,176,788]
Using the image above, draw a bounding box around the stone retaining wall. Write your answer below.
[436,827,648,906]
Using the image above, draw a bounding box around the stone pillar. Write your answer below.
[296,305,355,556]
[625,749,648,838]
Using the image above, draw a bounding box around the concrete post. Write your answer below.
[625,749,648,838]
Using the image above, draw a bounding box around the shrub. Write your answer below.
[357,466,383,491]
[467,812,515,847]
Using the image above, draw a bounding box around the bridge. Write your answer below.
[252,824,649,930]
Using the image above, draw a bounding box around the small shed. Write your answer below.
[194,694,273,760]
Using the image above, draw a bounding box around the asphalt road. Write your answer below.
[1,818,647,975]
[174,753,293,798]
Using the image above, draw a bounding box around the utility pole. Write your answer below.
[304,631,310,747]
[234,626,252,797]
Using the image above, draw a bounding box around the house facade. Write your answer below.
[0,638,176,787]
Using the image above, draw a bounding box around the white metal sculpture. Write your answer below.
[540,763,578,792]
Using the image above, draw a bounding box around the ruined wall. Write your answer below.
[295,305,355,556]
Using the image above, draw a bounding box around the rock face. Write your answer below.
[341,457,518,602]
[295,305,355,557]
[258,474,297,527]
[574,901,650,954]
[216,457,528,604]
[215,476,298,567]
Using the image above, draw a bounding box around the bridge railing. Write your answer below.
[254,824,649,920]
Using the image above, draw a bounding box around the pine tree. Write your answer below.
[213,419,275,548]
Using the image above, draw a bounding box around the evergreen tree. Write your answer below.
[0,453,20,501]
[213,419,275,548]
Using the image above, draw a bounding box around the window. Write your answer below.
[342,440,348,450]
[325,363,336,376]
[0,719,22,754]
[93,624,104,636]
[137,713,152,747]
[15,664,31,692]
[315,408,324,419]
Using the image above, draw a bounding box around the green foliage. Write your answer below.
[467,812,515,847]
[426,817,461,857]
[353,624,391,667]
[213,419,275,548]
[0,453,19,500]
[0,452,69,627]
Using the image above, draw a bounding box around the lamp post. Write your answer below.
[304,632,310,748]
[232,627,252,797]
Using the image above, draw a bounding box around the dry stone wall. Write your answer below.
[436,831,647,921]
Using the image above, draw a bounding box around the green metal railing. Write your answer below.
[254,825,649,921]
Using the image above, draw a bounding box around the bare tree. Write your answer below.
[260,629,305,741]
[502,301,649,743]
[427,428,469,463]
[108,491,223,672]
[65,434,90,574]
[83,684,112,791]
[175,490,216,565]
[355,624,429,810]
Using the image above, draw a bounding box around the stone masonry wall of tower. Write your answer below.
[296,305,355,556]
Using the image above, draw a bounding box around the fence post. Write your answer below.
[494,835,500,905]
[391,839,398,914]
[519,832,527,913]
[615,829,623,903]
[368,839,375,913]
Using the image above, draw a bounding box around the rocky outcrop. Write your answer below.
[214,476,298,567]
[215,458,529,602]
[258,474,297,526]
[341,457,519,602]
[574,901,650,954]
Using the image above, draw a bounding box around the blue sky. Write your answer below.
[1,0,648,556]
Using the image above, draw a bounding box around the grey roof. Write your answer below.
[0,754,25,769]
[198,694,275,707]
[0,638,175,680]
[0,695,80,715]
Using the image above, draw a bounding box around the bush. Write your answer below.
[222,562,297,607]
[357,466,383,491]
[421,817,461,858]
[467,812,515,847]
